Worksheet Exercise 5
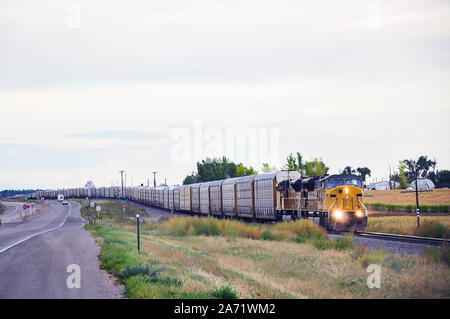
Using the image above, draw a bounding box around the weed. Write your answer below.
[210,285,238,299]
[260,229,275,241]
[423,245,450,267]
[415,220,449,239]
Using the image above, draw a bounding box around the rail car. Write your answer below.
[34,171,368,231]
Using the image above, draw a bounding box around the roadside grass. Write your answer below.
[158,216,327,244]
[1,204,7,215]
[366,216,450,238]
[423,245,450,267]
[81,201,450,299]
[87,221,450,298]
[78,199,150,221]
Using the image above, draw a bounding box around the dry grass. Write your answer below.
[84,199,450,299]
[366,215,450,237]
[91,221,450,299]
[365,189,450,205]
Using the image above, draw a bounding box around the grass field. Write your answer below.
[367,215,450,238]
[82,202,450,299]
[364,189,450,205]
[364,189,450,213]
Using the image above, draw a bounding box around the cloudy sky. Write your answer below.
[1,0,449,190]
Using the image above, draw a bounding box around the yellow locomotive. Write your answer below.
[299,174,368,232]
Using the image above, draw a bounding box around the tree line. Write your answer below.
[0,189,42,198]
[183,152,362,185]
[390,156,449,189]
[182,153,449,188]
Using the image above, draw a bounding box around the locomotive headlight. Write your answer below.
[333,210,343,221]
[345,187,349,194]
[356,210,363,218]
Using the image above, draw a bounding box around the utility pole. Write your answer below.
[389,164,392,190]
[152,171,158,187]
[415,174,420,227]
[147,179,150,187]
[119,170,125,199]
[165,178,167,186]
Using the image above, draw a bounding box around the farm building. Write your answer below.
[367,181,399,190]
[407,178,435,190]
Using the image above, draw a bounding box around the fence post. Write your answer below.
[136,213,140,253]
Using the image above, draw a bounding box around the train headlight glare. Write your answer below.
[333,210,343,221]
[356,210,363,218]
[345,187,349,194]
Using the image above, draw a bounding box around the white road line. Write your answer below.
[0,202,73,255]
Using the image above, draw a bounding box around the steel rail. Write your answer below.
[355,231,450,246]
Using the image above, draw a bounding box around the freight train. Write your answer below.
[35,171,368,231]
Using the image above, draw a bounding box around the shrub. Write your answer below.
[100,244,141,276]
[194,218,220,236]
[415,220,449,239]
[260,229,275,241]
[383,255,414,271]
[120,262,163,280]
[125,276,175,299]
[333,234,355,250]
[210,285,238,299]
[312,234,354,251]
[423,245,450,267]
[358,252,386,268]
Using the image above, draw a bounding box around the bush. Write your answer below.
[358,251,387,268]
[125,276,175,299]
[210,285,238,299]
[423,245,450,267]
[383,255,414,272]
[415,220,449,239]
[311,234,354,251]
[194,218,220,236]
[158,217,327,245]
[260,229,275,241]
[120,262,163,280]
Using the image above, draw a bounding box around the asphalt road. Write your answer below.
[0,201,122,298]
[1,202,23,223]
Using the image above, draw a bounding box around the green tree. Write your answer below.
[404,156,436,184]
[236,164,258,177]
[427,170,449,188]
[342,166,355,175]
[356,167,371,182]
[398,161,409,189]
[183,157,238,184]
[304,158,329,176]
[261,163,277,173]
[183,173,199,185]
[284,153,299,171]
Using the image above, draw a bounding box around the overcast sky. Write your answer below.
[1,0,449,190]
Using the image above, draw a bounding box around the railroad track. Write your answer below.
[355,231,450,246]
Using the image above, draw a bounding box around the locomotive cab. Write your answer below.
[323,174,368,231]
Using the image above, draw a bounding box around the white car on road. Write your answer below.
[62,200,68,205]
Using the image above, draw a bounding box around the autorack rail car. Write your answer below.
[35,171,368,232]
